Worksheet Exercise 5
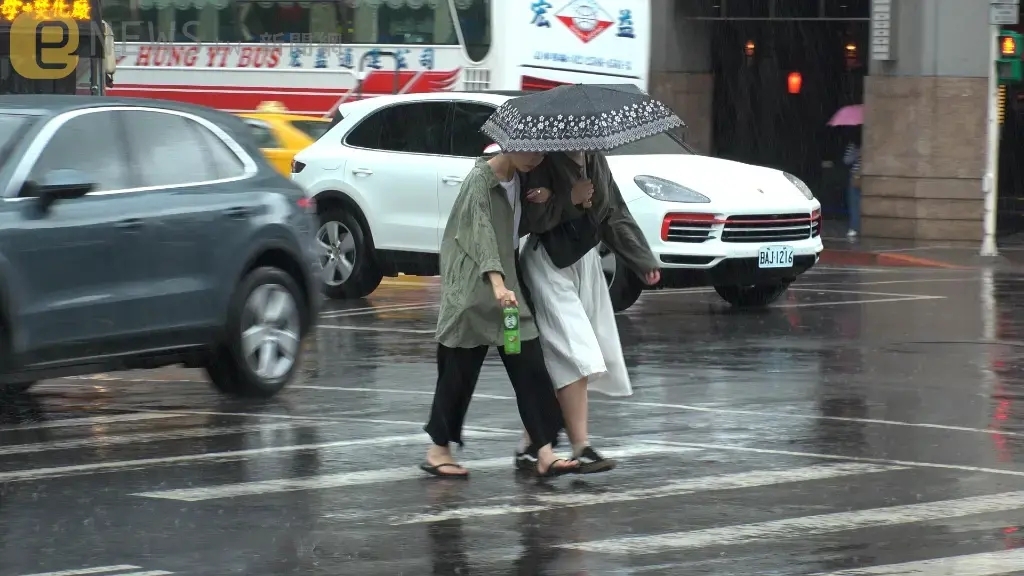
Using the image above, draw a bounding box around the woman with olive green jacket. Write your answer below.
[422,154,578,479]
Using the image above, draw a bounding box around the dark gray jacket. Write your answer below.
[521,152,658,276]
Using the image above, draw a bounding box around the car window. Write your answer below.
[450,102,496,158]
[607,131,695,156]
[345,110,382,148]
[0,114,33,170]
[347,102,449,155]
[380,102,449,155]
[290,120,330,141]
[187,121,246,180]
[122,110,217,187]
[27,111,131,193]
[243,119,283,149]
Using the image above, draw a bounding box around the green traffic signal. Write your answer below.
[998,30,1023,84]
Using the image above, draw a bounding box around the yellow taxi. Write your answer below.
[237,102,331,176]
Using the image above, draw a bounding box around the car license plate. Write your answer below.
[758,246,794,268]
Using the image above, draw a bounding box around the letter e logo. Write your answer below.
[10,14,80,80]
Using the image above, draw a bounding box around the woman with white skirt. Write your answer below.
[516,151,661,474]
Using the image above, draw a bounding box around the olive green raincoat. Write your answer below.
[435,158,539,348]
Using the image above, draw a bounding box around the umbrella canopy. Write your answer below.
[481,84,684,152]
[827,105,863,126]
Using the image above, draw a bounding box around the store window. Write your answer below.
[102,0,491,47]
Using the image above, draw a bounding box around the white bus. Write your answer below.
[103,0,651,114]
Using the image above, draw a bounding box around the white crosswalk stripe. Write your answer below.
[5,412,1024,574]
[557,490,1024,555]
[0,422,322,456]
[390,462,906,525]
[0,413,181,432]
[132,444,702,501]
[813,548,1024,575]
[0,430,512,483]
[18,566,171,576]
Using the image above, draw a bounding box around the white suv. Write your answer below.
[292,92,823,312]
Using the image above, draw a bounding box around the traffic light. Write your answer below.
[999,85,1007,125]
[998,31,1023,84]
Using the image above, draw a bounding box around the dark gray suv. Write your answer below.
[0,96,319,398]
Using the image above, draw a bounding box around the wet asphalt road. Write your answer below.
[3,265,1024,575]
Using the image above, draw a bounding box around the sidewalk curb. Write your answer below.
[819,249,968,270]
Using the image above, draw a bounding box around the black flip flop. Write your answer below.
[419,462,470,478]
[535,458,578,478]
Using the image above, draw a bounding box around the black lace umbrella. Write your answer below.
[481,83,684,153]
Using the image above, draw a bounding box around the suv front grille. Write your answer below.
[665,221,713,243]
[722,213,813,243]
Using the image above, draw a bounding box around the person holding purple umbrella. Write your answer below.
[828,105,864,241]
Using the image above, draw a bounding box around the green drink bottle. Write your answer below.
[503,306,521,355]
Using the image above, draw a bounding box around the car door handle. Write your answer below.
[441,176,464,185]
[352,168,373,176]
[114,218,143,230]
[223,206,250,218]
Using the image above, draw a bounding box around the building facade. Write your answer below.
[650,0,992,242]
[863,0,990,242]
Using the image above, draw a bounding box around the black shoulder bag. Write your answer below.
[536,156,602,268]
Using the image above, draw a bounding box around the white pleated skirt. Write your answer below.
[520,238,632,397]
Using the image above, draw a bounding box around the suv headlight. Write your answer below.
[784,172,815,200]
[634,175,710,203]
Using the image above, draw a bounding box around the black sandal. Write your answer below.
[575,446,617,474]
[419,461,469,478]
[535,458,578,478]
[514,450,538,472]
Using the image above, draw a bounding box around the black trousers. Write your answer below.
[424,337,564,453]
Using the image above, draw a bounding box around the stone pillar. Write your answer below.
[861,0,989,242]
[649,0,714,154]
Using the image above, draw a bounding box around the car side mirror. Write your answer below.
[25,169,95,211]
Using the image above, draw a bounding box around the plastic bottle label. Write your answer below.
[503,306,521,355]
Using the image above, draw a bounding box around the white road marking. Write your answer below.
[641,439,1024,477]
[289,385,1024,440]
[103,572,171,576]
[391,462,905,525]
[558,490,1024,555]
[96,406,520,434]
[775,295,946,308]
[317,325,436,334]
[787,287,942,297]
[0,413,181,432]
[0,422,317,456]
[813,548,1024,575]
[638,292,945,308]
[19,567,144,576]
[320,303,436,318]
[0,431,508,483]
[317,301,430,315]
[800,277,975,287]
[639,288,714,296]
[134,444,700,502]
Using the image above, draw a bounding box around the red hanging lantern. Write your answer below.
[787,71,802,94]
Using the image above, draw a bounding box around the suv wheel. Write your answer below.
[714,283,790,308]
[317,209,382,300]
[601,245,643,312]
[206,267,307,398]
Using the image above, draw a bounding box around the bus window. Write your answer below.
[455,0,491,62]
[101,0,472,45]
